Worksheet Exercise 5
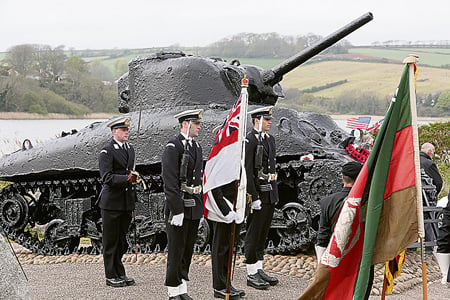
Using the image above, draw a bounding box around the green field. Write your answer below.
[349,48,450,67]
[282,60,450,98]
[2,46,449,99]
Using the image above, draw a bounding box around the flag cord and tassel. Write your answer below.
[405,54,427,300]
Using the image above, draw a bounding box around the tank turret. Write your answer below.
[0,13,373,255]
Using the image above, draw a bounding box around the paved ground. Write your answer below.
[23,261,449,300]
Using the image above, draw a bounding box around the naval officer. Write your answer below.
[244,106,279,290]
[162,109,204,300]
[98,116,138,287]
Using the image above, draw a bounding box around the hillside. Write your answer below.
[281,60,450,98]
[2,45,449,116]
[349,47,450,67]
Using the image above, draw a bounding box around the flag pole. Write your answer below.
[225,75,249,300]
[404,54,427,300]
[381,273,388,300]
[226,182,239,300]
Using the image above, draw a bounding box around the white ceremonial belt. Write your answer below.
[258,171,278,182]
[181,183,202,195]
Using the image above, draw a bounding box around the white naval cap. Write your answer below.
[248,106,274,119]
[174,109,204,123]
[107,115,130,130]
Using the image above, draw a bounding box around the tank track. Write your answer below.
[0,158,343,256]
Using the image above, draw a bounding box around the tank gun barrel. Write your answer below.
[264,12,373,84]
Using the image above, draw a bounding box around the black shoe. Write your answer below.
[179,293,193,300]
[247,273,269,290]
[106,277,126,287]
[214,289,240,299]
[169,296,182,300]
[230,285,246,297]
[257,269,279,286]
[119,275,135,286]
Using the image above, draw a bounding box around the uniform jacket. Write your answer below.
[420,151,443,194]
[98,139,136,211]
[245,128,278,205]
[316,187,351,247]
[162,133,204,220]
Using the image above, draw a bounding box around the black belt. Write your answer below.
[182,198,196,207]
[259,184,273,192]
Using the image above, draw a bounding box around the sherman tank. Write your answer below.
[0,13,373,255]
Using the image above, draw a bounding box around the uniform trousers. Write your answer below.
[211,221,242,290]
[244,203,275,264]
[101,209,132,279]
[165,218,200,287]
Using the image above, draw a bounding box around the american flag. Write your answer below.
[346,116,371,130]
[203,81,248,224]
[367,119,384,132]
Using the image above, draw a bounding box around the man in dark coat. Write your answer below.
[162,109,204,300]
[420,142,443,254]
[244,106,279,290]
[98,116,138,287]
[316,161,374,300]
[420,142,443,195]
[315,161,363,258]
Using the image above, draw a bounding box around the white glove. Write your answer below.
[252,199,262,210]
[223,211,237,223]
[315,245,326,262]
[170,213,184,226]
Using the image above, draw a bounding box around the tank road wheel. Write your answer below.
[276,202,313,251]
[44,219,80,253]
[195,217,211,252]
[0,194,29,231]
[126,216,157,253]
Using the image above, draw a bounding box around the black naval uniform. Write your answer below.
[209,181,242,293]
[244,128,278,264]
[98,139,136,280]
[162,133,203,288]
[316,187,351,248]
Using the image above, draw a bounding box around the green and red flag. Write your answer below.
[298,57,424,300]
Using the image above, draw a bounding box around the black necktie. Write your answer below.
[122,144,129,159]
[191,141,197,161]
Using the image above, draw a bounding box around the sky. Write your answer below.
[1,0,449,52]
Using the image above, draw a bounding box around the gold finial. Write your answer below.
[241,74,249,88]
[403,54,419,64]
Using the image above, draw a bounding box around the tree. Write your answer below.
[33,44,66,87]
[4,44,35,76]
[114,58,129,78]
[436,91,450,113]
[64,56,89,103]
[0,75,20,111]
[89,60,113,81]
